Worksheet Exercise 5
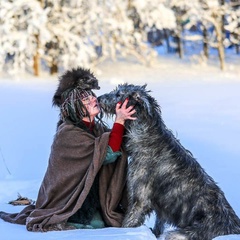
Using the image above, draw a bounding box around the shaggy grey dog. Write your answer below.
[98,83,240,240]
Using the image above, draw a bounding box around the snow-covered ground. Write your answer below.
[0,54,240,239]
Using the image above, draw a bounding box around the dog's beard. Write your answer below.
[98,101,116,115]
[100,110,115,120]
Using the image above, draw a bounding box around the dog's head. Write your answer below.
[98,83,160,119]
[53,67,100,107]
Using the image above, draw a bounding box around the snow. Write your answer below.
[0,54,240,239]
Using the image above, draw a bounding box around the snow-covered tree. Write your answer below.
[199,0,225,69]
[44,0,175,71]
[165,0,239,70]
[0,0,50,75]
[164,0,203,58]
[131,0,176,30]
[0,0,177,75]
[42,0,114,73]
[1,0,238,75]
[225,2,240,53]
[130,0,176,53]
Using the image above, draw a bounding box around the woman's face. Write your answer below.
[81,95,100,122]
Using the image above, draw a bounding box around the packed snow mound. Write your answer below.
[0,214,157,240]
[1,59,240,240]
[213,235,240,240]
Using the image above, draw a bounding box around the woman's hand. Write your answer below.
[114,98,137,125]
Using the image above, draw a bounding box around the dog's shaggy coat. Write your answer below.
[98,84,240,240]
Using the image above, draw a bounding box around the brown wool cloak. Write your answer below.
[0,121,128,231]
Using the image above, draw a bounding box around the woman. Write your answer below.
[0,67,136,232]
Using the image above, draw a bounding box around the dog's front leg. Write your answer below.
[122,178,142,227]
[122,201,148,228]
[152,215,164,237]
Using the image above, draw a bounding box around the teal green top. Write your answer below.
[103,146,122,165]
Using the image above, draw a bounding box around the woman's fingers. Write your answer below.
[114,98,137,123]
[121,98,129,108]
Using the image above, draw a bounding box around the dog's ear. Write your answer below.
[131,84,147,103]
[132,85,154,117]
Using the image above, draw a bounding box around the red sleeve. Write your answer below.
[108,123,125,152]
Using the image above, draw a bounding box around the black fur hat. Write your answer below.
[53,67,100,107]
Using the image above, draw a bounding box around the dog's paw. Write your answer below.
[158,231,189,240]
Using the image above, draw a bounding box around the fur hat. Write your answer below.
[53,67,100,107]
